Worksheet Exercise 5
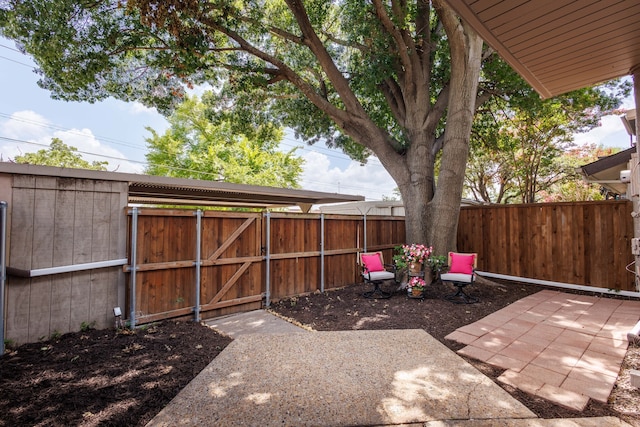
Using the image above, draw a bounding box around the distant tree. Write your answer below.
[13,138,108,170]
[538,144,619,202]
[382,188,402,202]
[465,86,627,204]
[145,95,304,188]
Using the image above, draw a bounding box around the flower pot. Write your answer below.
[411,287,423,297]
[409,263,422,273]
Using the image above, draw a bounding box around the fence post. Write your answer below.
[264,211,271,307]
[129,207,138,329]
[194,210,202,322]
[320,213,325,293]
[0,201,7,355]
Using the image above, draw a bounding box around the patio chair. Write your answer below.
[358,251,395,299]
[441,252,478,304]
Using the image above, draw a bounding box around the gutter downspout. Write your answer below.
[0,202,7,355]
[633,66,640,291]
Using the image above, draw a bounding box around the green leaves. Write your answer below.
[144,94,304,188]
[13,138,108,170]
[467,77,630,203]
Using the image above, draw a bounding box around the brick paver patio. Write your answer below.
[445,290,640,411]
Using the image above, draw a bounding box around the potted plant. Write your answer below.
[400,244,433,273]
[407,276,426,297]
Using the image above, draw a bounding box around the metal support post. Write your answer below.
[129,207,138,329]
[264,212,271,307]
[363,214,368,252]
[320,213,325,293]
[194,210,202,322]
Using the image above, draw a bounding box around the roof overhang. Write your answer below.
[444,0,640,98]
[578,147,635,196]
[0,163,364,212]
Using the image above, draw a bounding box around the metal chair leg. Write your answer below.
[444,283,478,304]
[363,281,392,299]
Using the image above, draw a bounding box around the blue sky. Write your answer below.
[0,36,636,201]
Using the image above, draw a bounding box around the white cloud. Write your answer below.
[0,110,144,173]
[572,114,633,149]
[1,110,52,140]
[301,151,397,200]
[124,101,158,115]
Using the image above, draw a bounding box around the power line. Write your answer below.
[0,109,386,168]
[0,55,33,69]
[0,135,390,197]
[0,43,22,54]
[0,111,149,152]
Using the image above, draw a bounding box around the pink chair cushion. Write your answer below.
[361,253,384,272]
[449,252,475,275]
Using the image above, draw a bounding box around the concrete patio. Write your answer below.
[145,294,639,426]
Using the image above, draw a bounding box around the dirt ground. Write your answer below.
[1,277,638,426]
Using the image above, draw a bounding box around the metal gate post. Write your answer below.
[0,202,7,355]
[194,210,202,322]
[129,207,138,329]
[264,211,271,307]
[320,213,325,293]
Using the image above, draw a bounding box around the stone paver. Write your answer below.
[447,290,640,411]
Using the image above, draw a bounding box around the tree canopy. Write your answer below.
[13,138,108,170]
[145,94,303,188]
[0,1,628,254]
[466,84,629,204]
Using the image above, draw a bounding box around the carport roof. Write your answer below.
[444,0,640,98]
[0,163,364,211]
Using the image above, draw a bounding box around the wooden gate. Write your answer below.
[126,209,264,324]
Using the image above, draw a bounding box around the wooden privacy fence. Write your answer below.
[457,200,635,291]
[125,208,405,324]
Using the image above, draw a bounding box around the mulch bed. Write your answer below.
[0,277,638,426]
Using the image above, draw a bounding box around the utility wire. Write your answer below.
[0,135,390,197]
[0,55,33,68]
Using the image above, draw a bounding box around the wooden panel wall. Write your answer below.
[457,201,635,291]
[126,211,406,320]
[5,175,128,344]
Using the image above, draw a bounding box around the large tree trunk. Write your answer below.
[428,2,484,256]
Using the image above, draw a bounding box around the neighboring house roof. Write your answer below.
[0,163,363,212]
[444,0,640,99]
[579,147,635,196]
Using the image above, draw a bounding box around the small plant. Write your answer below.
[393,246,408,270]
[80,321,96,332]
[4,338,15,351]
[407,276,426,291]
[427,255,448,275]
[50,330,62,341]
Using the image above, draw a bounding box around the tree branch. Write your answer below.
[379,78,406,124]
[371,0,413,81]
